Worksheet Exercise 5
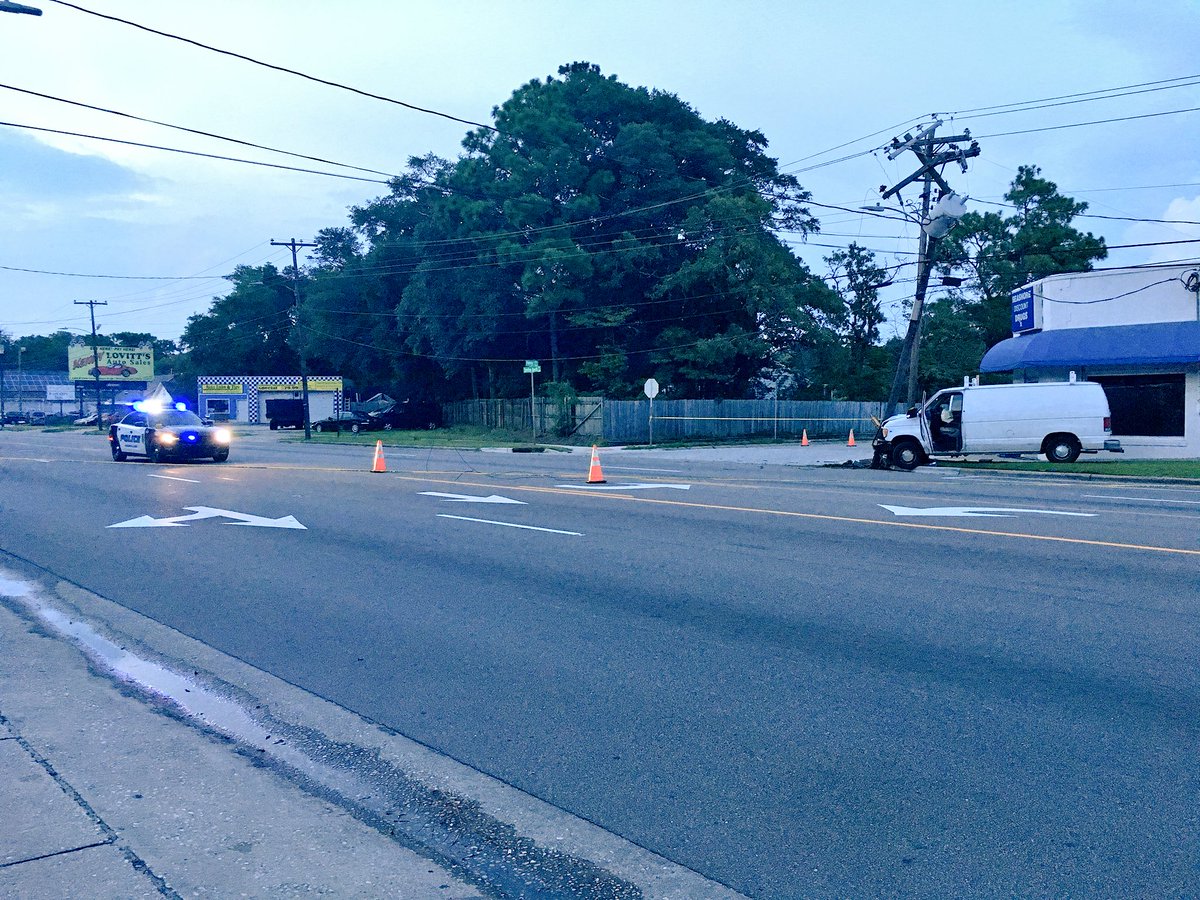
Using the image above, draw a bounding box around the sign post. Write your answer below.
[644,378,659,446]
[524,360,541,446]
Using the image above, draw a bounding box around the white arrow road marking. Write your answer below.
[437,515,581,536]
[879,504,1096,519]
[554,482,691,491]
[108,506,307,529]
[419,492,527,504]
[147,474,201,484]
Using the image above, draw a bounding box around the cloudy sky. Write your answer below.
[0,0,1197,346]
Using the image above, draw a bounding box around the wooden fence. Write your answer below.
[602,399,896,444]
[442,396,604,438]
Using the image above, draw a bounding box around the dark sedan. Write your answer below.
[311,411,373,434]
[366,401,442,431]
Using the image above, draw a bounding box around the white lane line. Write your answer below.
[554,482,691,491]
[603,465,686,473]
[1084,494,1200,505]
[147,474,201,484]
[420,492,526,504]
[437,514,582,536]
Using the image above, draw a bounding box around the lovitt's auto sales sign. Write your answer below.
[69,346,155,382]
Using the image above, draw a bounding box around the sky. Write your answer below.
[0,0,1197,348]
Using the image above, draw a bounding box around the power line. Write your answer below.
[974,104,1200,139]
[0,120,392,184]
[945,73,1200,117]
[44,0,499,135]
[0,82,403,180]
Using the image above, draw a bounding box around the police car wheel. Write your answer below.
[147,442,162,464]
[111,441,126,462]
[212,449,229,463]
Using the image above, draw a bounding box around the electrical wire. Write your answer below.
[0,120,392,184]
[44,0,499,135]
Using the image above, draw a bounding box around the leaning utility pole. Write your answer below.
[74,299,107,431]
[270,238,317,439]
[879,121,979,409]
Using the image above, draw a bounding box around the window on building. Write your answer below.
[1091,374,1185,437]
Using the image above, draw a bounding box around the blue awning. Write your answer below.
[980,321,1200,372]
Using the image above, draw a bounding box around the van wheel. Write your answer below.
[890,438,925,471]
[1043,434,1081,463]
[350,423,361,434]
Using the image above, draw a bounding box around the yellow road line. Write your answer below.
[381,473,1200,557]
[15,457,1197,556]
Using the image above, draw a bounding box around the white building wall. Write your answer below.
[1012,265,1200,459]
[1036,265,1199,330]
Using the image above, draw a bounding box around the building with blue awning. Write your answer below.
[980,265,1200,458]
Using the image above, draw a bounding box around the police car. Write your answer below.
[109,403,232,463]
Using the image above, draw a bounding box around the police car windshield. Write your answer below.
[150,410,203,427]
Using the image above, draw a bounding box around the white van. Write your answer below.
[872,376,1123,470]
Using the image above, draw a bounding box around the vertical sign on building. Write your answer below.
[1010,286,1041,334]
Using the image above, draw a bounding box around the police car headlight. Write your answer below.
[213,428,232,444]
[157,431,179,445]
[880,426,888,438]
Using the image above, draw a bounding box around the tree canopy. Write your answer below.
[303,62,838,400]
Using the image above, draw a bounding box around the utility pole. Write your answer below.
[879,121,979,409]
[75,300,107,431]
[270,238,317,439]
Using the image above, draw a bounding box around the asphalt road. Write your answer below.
[2,428,1198,897]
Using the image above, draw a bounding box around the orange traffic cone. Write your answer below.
[371,440,387,473]
[847,429,856,447]
[801,429,809,447]
[586,445,607,484]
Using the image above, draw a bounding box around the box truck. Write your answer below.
[872,376,1123,470]
[265,398,305,430]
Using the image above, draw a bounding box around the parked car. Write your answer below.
[73,413,100,426]
[312,411,373,434]
[366,401,443,431]
[1,412,29,426]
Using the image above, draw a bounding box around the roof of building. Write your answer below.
[980,320,1200,372]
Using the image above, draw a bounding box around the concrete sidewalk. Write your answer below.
[554,438,874,468]
[0,564,741,900]
[0,585,483,900]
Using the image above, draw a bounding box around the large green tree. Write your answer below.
[935,165,1107,351]
[370,62,839,399]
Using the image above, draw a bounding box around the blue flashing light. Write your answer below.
[174,402,187,411]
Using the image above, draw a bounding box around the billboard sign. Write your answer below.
[1010,286,1041,334]
[69,346,154,382]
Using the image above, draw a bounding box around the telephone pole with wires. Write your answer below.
[876,120,979,409]
[270,238,317,439]
[74,299,107,430]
